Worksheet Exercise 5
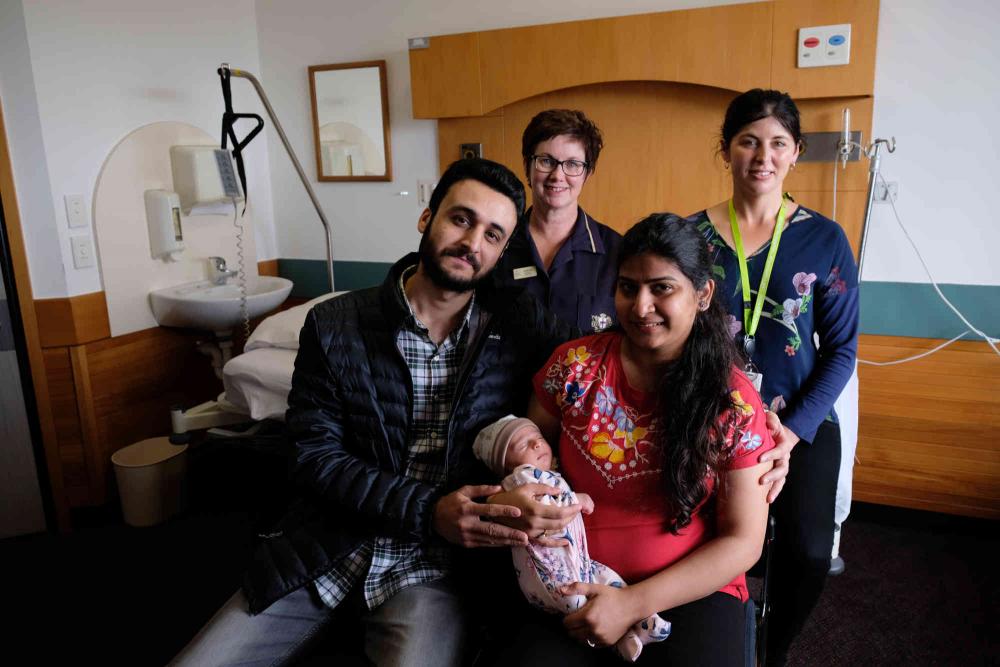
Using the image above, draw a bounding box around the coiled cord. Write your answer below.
[232,197,250,342]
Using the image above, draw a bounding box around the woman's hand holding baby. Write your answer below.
[561,582,643,648]
[575,493,595,515]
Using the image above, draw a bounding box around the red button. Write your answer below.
[803,37,820,48]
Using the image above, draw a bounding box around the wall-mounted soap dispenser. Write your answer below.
[144,190,184,261]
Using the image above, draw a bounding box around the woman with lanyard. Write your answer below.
[688,89,859,666]
[494,109,621,334]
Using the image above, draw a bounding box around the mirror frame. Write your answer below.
[308,60,392,182]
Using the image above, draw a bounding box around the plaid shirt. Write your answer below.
[315,266,475,611]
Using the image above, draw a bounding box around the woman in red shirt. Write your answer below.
[491,213,776,665]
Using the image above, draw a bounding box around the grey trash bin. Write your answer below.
[111,437,188,527]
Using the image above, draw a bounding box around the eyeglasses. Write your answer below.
[530,155,589,177]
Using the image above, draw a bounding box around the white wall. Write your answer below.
[1,0,278,299]
[0,0,67,298]
[865,0,1000,285]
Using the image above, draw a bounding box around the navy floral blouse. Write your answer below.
[689,205,860,443]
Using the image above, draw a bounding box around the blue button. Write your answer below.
[829,34,846,46]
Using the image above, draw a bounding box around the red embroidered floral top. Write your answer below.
[533,332,775,601]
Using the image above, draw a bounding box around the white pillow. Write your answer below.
[245,291,345,351]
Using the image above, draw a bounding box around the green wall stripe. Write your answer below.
[859,281,999,340]
[278,259,392,298]
[276,259,1000,340]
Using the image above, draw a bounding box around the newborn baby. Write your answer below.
[473,415,671,662]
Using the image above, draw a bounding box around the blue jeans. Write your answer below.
[169,578,469,666]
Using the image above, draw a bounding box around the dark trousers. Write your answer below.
[483,592,747,666]
[765,420,841,664]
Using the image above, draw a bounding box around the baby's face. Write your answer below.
[504,425,553,472]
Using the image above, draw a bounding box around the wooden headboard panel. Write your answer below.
[436,83,871,248]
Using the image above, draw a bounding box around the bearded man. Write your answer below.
[170,158,576,666]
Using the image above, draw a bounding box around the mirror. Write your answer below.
[309,60,391,182]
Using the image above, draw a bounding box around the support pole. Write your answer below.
[856,138,896,281]
[222,65,336,292]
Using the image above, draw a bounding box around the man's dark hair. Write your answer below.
[428,158,526,222]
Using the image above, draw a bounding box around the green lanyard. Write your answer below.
[728,198,787,340]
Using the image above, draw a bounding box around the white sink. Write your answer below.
[149,276,293,333]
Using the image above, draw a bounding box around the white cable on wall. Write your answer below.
[858,173,1000,365]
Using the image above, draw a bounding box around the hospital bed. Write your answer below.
[170,292,341,437]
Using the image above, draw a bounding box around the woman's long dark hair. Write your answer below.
[619,214,739,531]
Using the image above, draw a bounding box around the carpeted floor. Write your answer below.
[788,504,998,666]
[4,437,996,666]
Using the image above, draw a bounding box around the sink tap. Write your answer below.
[208,256,238,285]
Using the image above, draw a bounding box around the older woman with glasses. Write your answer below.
[494,109,621,334]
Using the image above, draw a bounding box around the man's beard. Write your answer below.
[418,230,486,293]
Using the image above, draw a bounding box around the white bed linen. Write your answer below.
[222,347,298,421]
[221,291,345,421]
[244,291,344,352]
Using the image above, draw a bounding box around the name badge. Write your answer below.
[745,369,763,393]
[512,266,538,280]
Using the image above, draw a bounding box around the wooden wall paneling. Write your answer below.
[70,345,106,505]
[42,348,91,508]
[770,0,880,98]
[257,259,279,277]
[0,99,71,530]
[436,113,506,174]
[70,291,112,344]
[855,334,1000,519]
[477,2,773,113]
[35,291,111,348]
[35,298,78,348]
[409,33,483,119]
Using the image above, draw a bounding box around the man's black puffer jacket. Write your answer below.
[243,253,575,613]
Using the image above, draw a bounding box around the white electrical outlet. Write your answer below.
[417,180,437,207]
[70,235,96,269]
[874,181,899,203]
[65,194,88,228]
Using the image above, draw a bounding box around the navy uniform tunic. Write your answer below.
[494,207,621,335]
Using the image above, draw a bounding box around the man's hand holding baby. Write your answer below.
[487,484,580,547]
[432,484,530,548]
